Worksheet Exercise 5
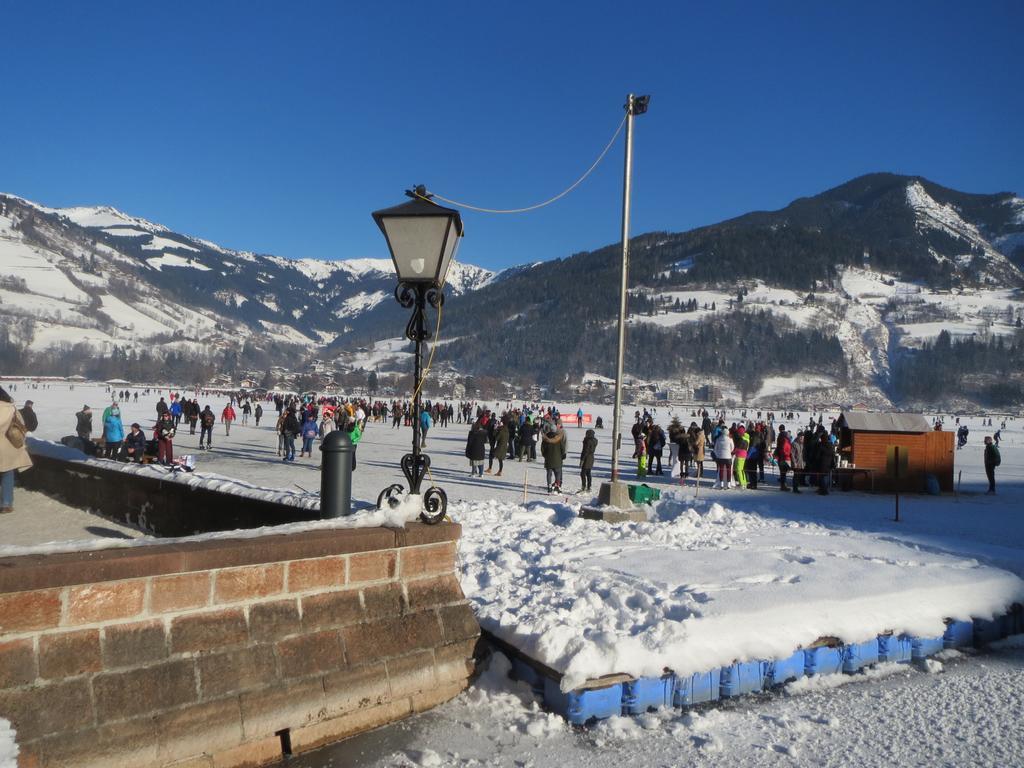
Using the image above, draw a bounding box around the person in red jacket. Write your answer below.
[774,426,793,491]
[221,403,236,436]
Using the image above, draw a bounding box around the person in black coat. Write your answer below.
[579,429,598,492]
[816,432,835,495]
[75,406,92,440]
[123,423,147,462]
[517,418,537,461]
[19,401,38,433]
[466,421,488,477]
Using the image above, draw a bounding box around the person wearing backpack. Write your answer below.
[0,387,33,513]
[984,435,1001,495]
[199,406,216,451]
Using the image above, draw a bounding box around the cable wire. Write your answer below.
[423,113,627,214]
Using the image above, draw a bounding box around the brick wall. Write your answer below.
[0,523,479,768]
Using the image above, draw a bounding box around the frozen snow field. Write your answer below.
[2,381,1023,766]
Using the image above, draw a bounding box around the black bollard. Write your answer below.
[320,430,354,518]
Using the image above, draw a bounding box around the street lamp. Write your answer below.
[372,186,464,524]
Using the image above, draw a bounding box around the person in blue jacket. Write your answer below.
[103,404,125,459]
[299,413,319,458]
[170,399,183,428]
[419,407,432,448]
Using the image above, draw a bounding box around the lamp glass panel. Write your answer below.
[380,216,448,281]
[436,219,462,287]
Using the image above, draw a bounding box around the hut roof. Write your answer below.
[842,411,930,433]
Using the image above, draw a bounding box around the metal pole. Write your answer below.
[894,446,901,522]
[411,287,423,484]
[610,94,636,483]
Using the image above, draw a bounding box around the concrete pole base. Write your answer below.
[579,481,649,523]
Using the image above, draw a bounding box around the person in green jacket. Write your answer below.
[336,417,362,472]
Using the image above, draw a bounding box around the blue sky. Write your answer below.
[2,2,1021,271]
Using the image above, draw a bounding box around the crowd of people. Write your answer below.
[0,379,1015,513]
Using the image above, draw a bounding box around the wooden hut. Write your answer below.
[836,412,954,493]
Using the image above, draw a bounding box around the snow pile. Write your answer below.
[0,719,16,768]
[453,494,1024,692]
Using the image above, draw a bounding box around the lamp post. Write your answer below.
[597,93,649,513]
[371,186,464,524]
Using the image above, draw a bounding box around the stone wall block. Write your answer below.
[0,677,93,741]
[361,583,404,621]
[322,662,389,716]
[38,629,102,679]
[248,599,301,643]
[404,574,465,612]
[29,713,159,768]
[434,638,479,685]
[300,590,363,632]
[385,650,437,699]
[238,677,326,741]
[399,542,456,579]
[155,697,245,765]
[150,571,212,614]
[437,603,481,644]
[66,580,146,625]
[287,556,347,593]
[0,638,37,688]
[277,631,346,679]
[102,619,169,669]
[197,645,279,700]
[0,589,62,634]
[342,612,444,666]
[91,658,198,721]
[170,609,249,654]
[214,564,285,604]
[348,551,397,584]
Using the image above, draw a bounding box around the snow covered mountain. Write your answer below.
[3,174,1023,407]
[0,193,494,358]
[341,174,1024,407]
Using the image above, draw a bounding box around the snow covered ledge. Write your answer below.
[0,523,479,768]
[21,438,339,537]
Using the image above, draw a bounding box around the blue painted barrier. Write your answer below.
[765,650,806,686]
[504,605,1020,727]
[804,645,844,676]
[543,678,624,725]
[720,661,767,698]
[843,639,881,672]
[673,669,721,707]
[877,634,913,664]
[623,675,675,714]
[973,616,1009,647]
[911,635,944,660]
[943,620,974,649]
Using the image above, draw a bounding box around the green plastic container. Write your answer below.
[627,483,661,505]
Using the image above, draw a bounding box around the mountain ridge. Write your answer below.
[2,173,1023,406]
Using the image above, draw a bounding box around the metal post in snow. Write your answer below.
[894,446,901,522]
